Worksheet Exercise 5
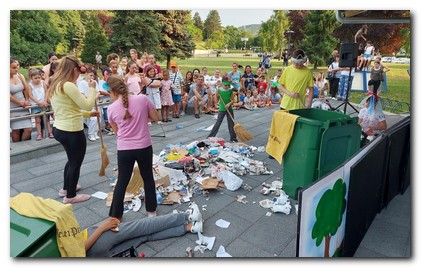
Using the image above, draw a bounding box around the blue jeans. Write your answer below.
[338,75,354,99]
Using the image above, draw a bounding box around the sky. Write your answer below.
[191,9,274,27]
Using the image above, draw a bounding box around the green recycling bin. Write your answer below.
[282,108,361,199]
[10,208,60,257]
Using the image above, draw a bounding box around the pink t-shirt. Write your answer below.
[107,94,154,150]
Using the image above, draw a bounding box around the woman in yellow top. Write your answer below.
[48,56,100,204]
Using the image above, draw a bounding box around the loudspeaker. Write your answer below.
[339,43,359,67]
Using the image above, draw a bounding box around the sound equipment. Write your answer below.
[339,43,359,68]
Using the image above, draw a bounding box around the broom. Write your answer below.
[95,100,110,176]
[219,96,253,142]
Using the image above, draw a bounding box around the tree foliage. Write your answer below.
[299,10,339,69]
[258,10,289,54]
[109,10,161,58]
[80,13,110,64]
[48,10,84,57]
[312,179,346,257]
[193,12,204,31]
[203,10,222,40]
[10,10,61,67]
[154,10,196,68]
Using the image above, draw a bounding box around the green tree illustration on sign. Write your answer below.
[311,178,346,257]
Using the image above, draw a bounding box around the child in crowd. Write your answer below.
[160,69,174,122]
[370,61,384,95]
[28,68,53,140]
[269,82,282,104]
[98,67,114,135]
[124,61,142,95]
[207,75,238,143]
[77,69,99,142]
[256,75,268,95]
[141,66,162,125]
[243,89,256,110]
[169,61,184,118]
[272,68,283,83]
[232,89,245,110]
[120,56,128,74]
[251,89,260,108]
[109,60,123,79]
[257,88,269,108]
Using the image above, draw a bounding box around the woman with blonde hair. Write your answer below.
[104,75,160,227]
[48,55,100,204]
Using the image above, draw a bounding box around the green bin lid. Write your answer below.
[10,208,56,257]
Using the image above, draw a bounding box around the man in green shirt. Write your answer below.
[278,49,314,110]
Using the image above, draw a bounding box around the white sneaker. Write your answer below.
[132,197,142,212]
[180,111,185,116]
[157,121,163,125]
[186,202,202,222]
[88,135,96,141]
[190,221,203,234]
[94,133,100,140]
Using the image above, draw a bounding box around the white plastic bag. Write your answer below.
[217,169,243,191]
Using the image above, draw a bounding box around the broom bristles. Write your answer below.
[99,145,110,176]
[234,123,253,142]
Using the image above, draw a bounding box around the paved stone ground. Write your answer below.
[9,99,410,259]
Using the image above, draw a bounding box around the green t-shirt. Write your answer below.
[278,65,313,110]
[218,87,233,112]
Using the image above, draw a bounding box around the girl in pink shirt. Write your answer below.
[124,61,142,95]
[105,75,160,226]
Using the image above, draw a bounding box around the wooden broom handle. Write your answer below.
[94,99,105,147]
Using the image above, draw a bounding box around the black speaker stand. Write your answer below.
[334,68,359,115]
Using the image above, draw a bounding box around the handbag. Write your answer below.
[326,71,335,80]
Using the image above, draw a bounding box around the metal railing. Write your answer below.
[10,99,113,138]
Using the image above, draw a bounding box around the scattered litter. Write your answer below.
[259,187,270,195]
[176,124,184,129]
[257,146,265,152]
[215,219,230,228]
[235,195,248,204]
[185,247,193,257]
[195,232,215,252]
[259,199,274,209]
[195,125,214,132]
[271,200,292,215]
[132,197,142,212]
[265,212,272,217]
[91,191,108,200]
[216,245,232,257]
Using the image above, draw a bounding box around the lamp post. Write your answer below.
[241,37,249,52]
[285,30,295,56]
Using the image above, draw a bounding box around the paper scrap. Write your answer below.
[195,232,215,251]
[216,245,232,257]
[215,219,230,228]
[91,191,108,200]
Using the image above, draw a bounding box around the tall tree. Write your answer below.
[203,10,222,40]
[299,10,339,69]
[258,11,289,54]
[48,10,84,56]
[286,10,308,50]
[80,13,110,64]
[10,10,60,67]
[223,26,242,49]
[193,12,204,31]
[154,10,196,68]
[109,10,161,58]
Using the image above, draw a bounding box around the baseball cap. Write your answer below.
[221,75,231,86]
[170,61,177,68]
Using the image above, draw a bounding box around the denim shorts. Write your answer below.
[172,94,181,103]
[31,107,42,114]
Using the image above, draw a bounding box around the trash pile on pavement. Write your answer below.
[105,137,292,213]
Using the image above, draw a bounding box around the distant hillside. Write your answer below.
[238,24,261,36]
